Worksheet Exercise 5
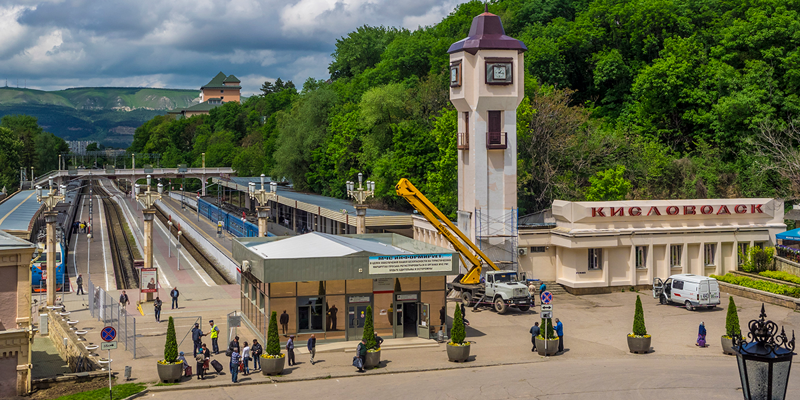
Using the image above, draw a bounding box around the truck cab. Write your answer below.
[653,274,720,311]
[484,271,532,313]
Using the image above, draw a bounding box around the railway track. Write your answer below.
[95,182,139,289]
[153,204,231,285]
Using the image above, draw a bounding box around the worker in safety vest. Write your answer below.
[209,320,220,354]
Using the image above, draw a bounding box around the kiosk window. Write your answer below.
[298,297,324,332]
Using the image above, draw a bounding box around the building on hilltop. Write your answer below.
[168,72,241,118]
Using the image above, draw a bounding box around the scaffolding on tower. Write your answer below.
[475,207,518,272]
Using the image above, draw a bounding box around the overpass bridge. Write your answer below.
[34,167,235,195]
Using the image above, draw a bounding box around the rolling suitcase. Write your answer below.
[211,359,224,374]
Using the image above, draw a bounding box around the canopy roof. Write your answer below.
[248,232,410,259]
[777,228,800,241]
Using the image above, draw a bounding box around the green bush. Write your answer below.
[363,305,377,350]
[164,316,177,363]
[451,304,466,344]
[632,295,647,336]
[266,311,281,356]
[711,274,800,298]
[740,246,775,273]
[538,318,555,340]
[759,270,800,285]
[725,297,741,338]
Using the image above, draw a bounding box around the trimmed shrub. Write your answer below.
[725,297,741,338]
[451,304,466,344]
[740,246,775,273]
[711,274,800,297]
[632,295,647,336]
[538,318,555,340]
[266,311,281,356]
[759,270,800,285]
[164,316,178,363]
[363,305,377,350]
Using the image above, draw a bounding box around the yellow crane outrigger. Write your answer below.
[395,178,499,285]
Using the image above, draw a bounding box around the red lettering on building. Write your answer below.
[717,205,731,215]
[592,207,606,217]
[611,207,624,217]
[700,205,713,215]
[735,205,747,214]
[666,206,679,215]
[647,207,661,216]
[752,204,764,214]
[684,206,696,215]
[629,207,642,216]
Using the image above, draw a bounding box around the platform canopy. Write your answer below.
[776,228,800,241]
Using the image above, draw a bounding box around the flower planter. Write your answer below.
[535,337,559,356]
[447,343,471,362]
[365,349,381,368]
[721,336,736,355]
[260,354,286,376]
[627,335,651,354]
[157,361,184,383]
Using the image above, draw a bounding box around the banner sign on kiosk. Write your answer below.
[141,268,158,293]
[368,254,452,274]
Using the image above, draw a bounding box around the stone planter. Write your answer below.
[535,337,559,356]
[447,343,471,362]
[365,349,381,368]
[157,361,184,383]
[627,335,652,354]
[260,354,286,375]
[721,336,736,355]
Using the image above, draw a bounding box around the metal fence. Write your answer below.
[88,279,151,358]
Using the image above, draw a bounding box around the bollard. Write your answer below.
[124,366,132,381]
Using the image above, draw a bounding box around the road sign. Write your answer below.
[541,304,553,311]
[541,291,552,304]
[541,311,553,319]
[101,341,117,350]
[101,326,116,342]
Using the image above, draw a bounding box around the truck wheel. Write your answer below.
[461,291,473,307]
[494,298,508,314]
[517,305,530,312]
[685,301,694,311]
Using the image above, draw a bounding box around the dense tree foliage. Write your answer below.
[130,0,800,216]
[0,115,68,190]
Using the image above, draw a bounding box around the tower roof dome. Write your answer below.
[447,8,527,54]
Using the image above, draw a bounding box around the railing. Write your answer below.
[35,167,235,184]
[87,279,149,358]
[487,132,507,149]
[457,132,469,150]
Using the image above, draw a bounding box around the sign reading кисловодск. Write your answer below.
[368,254,453,275]
[590,204,765,218]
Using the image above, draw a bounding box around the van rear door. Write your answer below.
[709,279,720,304]
[699,280,709,305]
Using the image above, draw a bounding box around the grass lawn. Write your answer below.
[52,383,145,400]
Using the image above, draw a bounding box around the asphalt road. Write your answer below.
[148,356,793,399]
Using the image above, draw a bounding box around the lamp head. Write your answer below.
[249,182,255,194]
[147,175,151,187]
[157,183,163,194]
[358,172,363,185]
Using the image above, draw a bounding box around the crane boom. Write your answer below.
[395,178,498,284]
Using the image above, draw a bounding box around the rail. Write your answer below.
[96,183,139,289]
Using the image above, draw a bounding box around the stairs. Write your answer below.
[539,281,568,296]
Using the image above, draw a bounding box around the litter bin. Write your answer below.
[124,366,132,381]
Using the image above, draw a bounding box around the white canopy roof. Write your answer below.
[248,232,411,259]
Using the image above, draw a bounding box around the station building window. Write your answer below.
[588,248,602,270]
[670,245,682,267]
[704,244,716,266]
[635,246,647,269]
[738,243,749,265]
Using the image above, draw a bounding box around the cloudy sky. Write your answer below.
[1,0,465,95]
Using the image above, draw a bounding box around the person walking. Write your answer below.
[241,341,251,375]
[209,320,220,354]
[170,287,180,309]
[195,351,205,380]
[307,334,316,365]
[555,318,564,353]
[286,335,295,366]
[356,339,367,372]
[280,310,289,335]
[154,296,163,322]
[251,339,262,371]
[697,322,707,347]
[539,282,547,295]
[228,336,240,355]
[119,290,129,309]
[76,274,84,295]
[191,323,204,356]
[229,349,240,383]
[529,322,540,352]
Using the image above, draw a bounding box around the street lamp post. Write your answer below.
[346,173,375,234]
[733,304,796,399]
[248,175,277,237]
[176,230,182,270]
[36,180,65,306]
[167,220,173,258]
[137,175,162,300]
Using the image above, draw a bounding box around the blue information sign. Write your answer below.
[101,326,116,342]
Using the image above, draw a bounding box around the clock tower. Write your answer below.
[448,7,526,269]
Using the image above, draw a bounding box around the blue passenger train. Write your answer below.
[31,242,66,292]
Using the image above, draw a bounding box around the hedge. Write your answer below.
[759,270,800,285]
[711,274,800,298]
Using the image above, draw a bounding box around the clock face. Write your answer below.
[486,61,513,84]
[493,66,506,80]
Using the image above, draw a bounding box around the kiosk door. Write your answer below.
[417,303,430,339]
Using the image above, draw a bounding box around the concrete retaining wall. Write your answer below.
[46,310,101,373]
[775,257,800,276]
[717,282,800,311]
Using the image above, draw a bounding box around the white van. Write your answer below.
[652,274,721,311]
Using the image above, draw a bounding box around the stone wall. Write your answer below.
[717,282,800,310]
[46,310,100,372]
[563,284,652,295]
[775,257,800,276]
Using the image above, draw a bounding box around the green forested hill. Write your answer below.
[0,87,199,146]
[129,0,800,217]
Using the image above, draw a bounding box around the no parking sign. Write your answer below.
[541,291,552,304]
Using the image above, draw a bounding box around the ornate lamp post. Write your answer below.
[137,175,162,300]
[346,173,375,235]
[734,304,796,400]
[36,180,65,306]
[167,220,173,258]
[176,230,182,270]
[248,175,277,237]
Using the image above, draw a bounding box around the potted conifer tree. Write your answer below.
[535,317,559,356]
[363,305,382,368]
[260,311,286,375]
[447,304,471,361]
[627,295,651,353]
[157,317,183,382]
[721,296,741,355]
